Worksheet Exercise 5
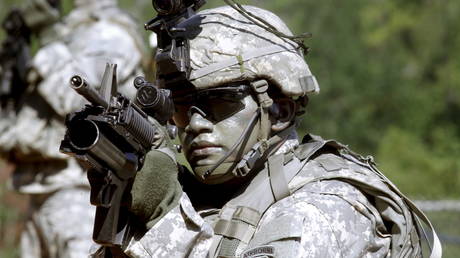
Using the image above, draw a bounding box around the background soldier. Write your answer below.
[0,0,147,257]
[88,4,440,258]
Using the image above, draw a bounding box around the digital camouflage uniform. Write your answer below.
[0,0,146,257]
[98,5,440,258]
[123,135,431,258]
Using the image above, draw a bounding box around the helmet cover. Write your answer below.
[179,5,319,97]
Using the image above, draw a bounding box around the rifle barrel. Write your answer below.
[70,75,109,108]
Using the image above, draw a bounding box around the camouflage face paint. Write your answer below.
[178,95,263,183]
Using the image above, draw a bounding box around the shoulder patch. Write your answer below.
[314,153,348,172]
[242,245,275,258]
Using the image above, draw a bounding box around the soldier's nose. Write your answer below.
[185,106,213,134]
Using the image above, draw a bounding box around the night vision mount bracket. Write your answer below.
[145,0,206,86]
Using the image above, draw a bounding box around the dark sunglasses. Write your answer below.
[172,85,252,128]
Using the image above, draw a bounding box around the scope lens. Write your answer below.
[137,86,159,107]
[153,0,174,14]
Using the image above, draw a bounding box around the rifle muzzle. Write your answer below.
[68,119,134,175]
[70,75,109,108]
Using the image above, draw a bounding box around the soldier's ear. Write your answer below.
[269,98,296,132]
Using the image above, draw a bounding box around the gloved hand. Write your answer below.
[129,148,183,229]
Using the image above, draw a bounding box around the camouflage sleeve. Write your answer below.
[124,193,214,257]
[243,180,391,258]
[31,18,143,118]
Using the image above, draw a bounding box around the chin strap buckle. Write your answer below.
[250,80,273,142]
[234,125,296,178]
[251,79,273,108]
[234,141,264,177]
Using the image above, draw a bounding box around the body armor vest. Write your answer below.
[209,134,441,258]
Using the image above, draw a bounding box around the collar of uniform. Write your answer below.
[274,129,299,155]
[179,192,208,228]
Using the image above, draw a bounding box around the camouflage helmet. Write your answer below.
[21,0,60,32]
[74,0,116,8]
[186,5,319,97]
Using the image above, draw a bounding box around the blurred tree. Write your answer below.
[260,0,460,198]
[359,0,460,198]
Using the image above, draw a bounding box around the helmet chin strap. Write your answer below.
[197,79,292,183]
[199,109,260,181]
[233,124,293,177]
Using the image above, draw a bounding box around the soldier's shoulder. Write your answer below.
[292,134,383,182]
[260,175,376,248]
[288,134,390,203]
[290,151,379,187]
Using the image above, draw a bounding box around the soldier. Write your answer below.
[0,0,146,257]
[91,4,441,258]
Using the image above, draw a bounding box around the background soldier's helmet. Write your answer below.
[74,0,116,7]
[21,0,60,31]
[186,5,319,98]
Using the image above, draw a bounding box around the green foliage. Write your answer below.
[356,0,460,200]
[257,0,460,200]
[377,127,460,199]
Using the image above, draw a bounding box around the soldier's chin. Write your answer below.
[193,162,238,185]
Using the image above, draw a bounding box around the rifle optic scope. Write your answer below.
[133,76,174,124]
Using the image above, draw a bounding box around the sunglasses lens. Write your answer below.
[205,98,246,121]
[172,103,191,128]
[172,85,250,128]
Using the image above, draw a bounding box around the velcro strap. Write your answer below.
[251,80,273,109]
[299,75,319,93]
[233,206,261,226]
[251,80,273,142]
[214,219,256,244]
[268,154,290,201]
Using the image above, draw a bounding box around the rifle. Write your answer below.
[0,9,31,109]
[60,63,174,249]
